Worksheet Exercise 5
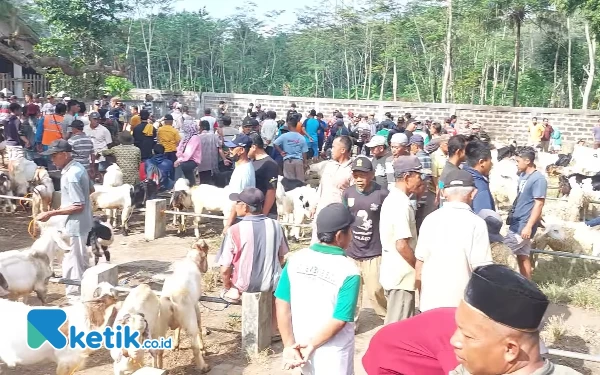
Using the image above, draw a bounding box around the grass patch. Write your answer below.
[533,255,600,311]
[226,313,242,331]
[246,347,275,366]
[542,314,567,344]
[202,267,221,292]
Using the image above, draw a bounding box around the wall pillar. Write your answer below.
[13,63,23,98]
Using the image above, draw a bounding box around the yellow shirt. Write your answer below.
[130,114,141,128]
[529,123,544,143]
[157,125,181,153]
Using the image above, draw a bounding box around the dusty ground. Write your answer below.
[2,206,600,374]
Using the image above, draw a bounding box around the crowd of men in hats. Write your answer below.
[2,94,585,374]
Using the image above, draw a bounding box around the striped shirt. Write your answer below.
[216,215,289,293]
[68,133,94,171]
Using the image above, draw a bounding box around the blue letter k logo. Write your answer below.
[27,309,68,350]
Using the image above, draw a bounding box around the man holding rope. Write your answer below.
[36,139,93,301]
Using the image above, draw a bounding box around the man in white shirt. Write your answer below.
[260,110,278,155]
[41,95,56,115]
[415,169,493,313]
[200,108,217,130]
[379,156,428,324]
[84,112,113,168]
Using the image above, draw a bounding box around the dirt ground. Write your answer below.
[3,207,600,374]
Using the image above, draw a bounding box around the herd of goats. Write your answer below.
[0,138,599,374]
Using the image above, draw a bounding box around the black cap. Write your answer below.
[224,134,252,148]
[316,203,355,234]
[71,121,84,130]
[41,139,72,155]
[443,169,475,188]
[163,114,173,121]
[465,264,549,331]
[89,111,101,120]
[229,187,265,207]
[244,119,259,128]
[351,157,373,172]
[393,156,422,174]
[335,112,344,119]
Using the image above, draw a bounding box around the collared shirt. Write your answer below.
[379,186,417,291]
[275,243,360,375]
[216,215,289,293]
[415,201,493,312]
[102,144,141,185]
[68,133,94,171]
[450,360,582,375]
[315,158,353,214]
[61,160,93,237]
[157,124,180,153]
[197,130,220,173]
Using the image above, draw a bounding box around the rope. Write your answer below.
[28,219,36,238]
[199,299,232,312]
[19,192,33,210]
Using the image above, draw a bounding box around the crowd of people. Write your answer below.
[0,93,587,375]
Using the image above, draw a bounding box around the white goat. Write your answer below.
[278,184,319,241]
[489,158,518,212]
[33,215,73,276]
[0,250,53,304]
[570,145,600,175]
[31,166,55,221]
[90,184,134,235]
[543,178,587,222]
[111,284,172,375]
[0,171,16,213]
[170,178,230,238]
[0,282,118,375]
[9,156,37,196]
[103,164,124,187]
[160,241,210,373]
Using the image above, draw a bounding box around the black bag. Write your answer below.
[506,171,538,226]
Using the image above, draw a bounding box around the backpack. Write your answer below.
[145,161,161,186]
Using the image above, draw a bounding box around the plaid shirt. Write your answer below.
[415,149,433,206]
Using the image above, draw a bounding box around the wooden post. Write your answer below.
[241,292,272,355]
[145,199,167,241]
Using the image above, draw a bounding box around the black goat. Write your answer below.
[86,216,113,265]
[567,173,600,191]
[280,177,307,192]
[133,179,158,208]
[497,144,517,161]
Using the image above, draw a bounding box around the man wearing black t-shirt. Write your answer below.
[342,156,389,331]
[248,133,279,219]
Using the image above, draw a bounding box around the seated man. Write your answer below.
[216,187,289,302]
[145,144,174,191]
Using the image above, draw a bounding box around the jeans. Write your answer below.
[586,217,600,227]
[175,160,198,186]
[307,141,319,158]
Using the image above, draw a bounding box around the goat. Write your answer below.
[0,282,118,375]
[90,184,135,236]
[31,166,55,223]
[9,156,37,196]
[170,178,230,238]
[0,171,16,213]
[111,284,171,374]
[0,250,53,304]
[160,240,210,373]
[489,157,519,212]
[276,177,318,241]
[86,216,114,266]
[103,164,124,187]
[566,173,600,190]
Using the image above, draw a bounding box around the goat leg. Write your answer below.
[195,303,206,353]
[102,246,111,262]
[173,327,181,350]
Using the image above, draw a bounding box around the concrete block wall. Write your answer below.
[128,89,600,145]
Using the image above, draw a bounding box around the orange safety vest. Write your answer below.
[41,114,64,145]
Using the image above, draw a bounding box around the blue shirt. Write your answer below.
[227,161,256,195]
[509,171,547,236]
[273,132,308,161]
[463,166,495,214]
[304,118,320,139]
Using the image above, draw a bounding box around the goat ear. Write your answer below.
[0,272,8,290]
[104,305,119,328]
[51,230,71,251]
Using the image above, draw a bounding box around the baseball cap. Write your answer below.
[224,134,252,149]
[9,95,17,100]
[365,135,387,148]
[316,203,355,234]
[409,134,425,146]
[478,209,505,243]
[71,121,84,130]
[335,112,344,119]
[393,156,422,175]
[229,187,265,207]
[93,100,101,106]
[41,139,72,155]
[163,114,174,121]
[90,112,102,120]
[390,133,409,146]
[351,157,373,172]
[443,169,475,188]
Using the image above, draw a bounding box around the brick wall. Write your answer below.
[131,89,600,146]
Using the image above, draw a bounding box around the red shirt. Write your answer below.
[362,307,459,375]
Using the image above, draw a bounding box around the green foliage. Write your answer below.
[103,76,134,98]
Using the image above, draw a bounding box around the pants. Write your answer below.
[175,160,198,186]
[6,145,24,161]
[265,145,273,157]
[318,135,324,154]
[198,170,213,185]
[63,233,90,297]
[307,141,319,158]
[165,151,177,163]
[283,159,305,182]
[541,140,550,152]
[504,230,532,257]
[586,217,600,227]
[384,289,415,324]
[353,257,387,324]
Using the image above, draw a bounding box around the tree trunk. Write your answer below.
[380,54,389,101]
[512,21,521,107]
[551,42,560,107]
[344,47,351,99]
[441,0,452,103]
[367,33,373,100]
[393,56,398,101]
[567,17,573,109]
[583,21,596,110]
